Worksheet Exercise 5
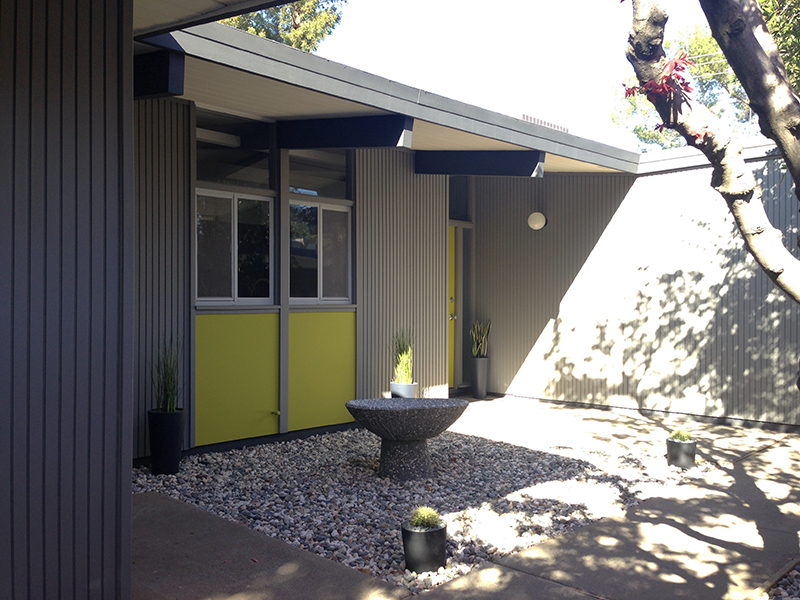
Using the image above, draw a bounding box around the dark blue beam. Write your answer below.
[134,50,185,99]
[277,115,414,149]
[415,150,545,177]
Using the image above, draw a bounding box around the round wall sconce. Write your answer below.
[528,212,547,230]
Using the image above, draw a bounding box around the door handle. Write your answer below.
[449,314,457,321]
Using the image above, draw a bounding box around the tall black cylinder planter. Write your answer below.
[402,522,447,573]
[666,438,696,469]
[471,357,488,399]
[148,408,185,475]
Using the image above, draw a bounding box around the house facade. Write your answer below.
[131,24,799,461]
[3,2,799,597]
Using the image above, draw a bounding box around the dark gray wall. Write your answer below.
[0,0,133,598]
[134,98,195,459]
[473,161,800,426]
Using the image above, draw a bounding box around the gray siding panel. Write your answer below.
[0,0,133,598]
[355,149,449,398]
[134,98,194,459]
[474,164,800,426]
[473,174,635,396]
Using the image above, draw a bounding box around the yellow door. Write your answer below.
[448,226,456,388]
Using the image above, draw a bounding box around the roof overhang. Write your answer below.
[147,23,640,175]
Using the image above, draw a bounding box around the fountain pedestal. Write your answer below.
[345,398,468,480]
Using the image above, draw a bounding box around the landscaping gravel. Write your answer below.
[770,563,800,600]
[132,427,713,594]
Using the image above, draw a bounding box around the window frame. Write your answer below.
[289,198,352,305]
[195,188,274,307]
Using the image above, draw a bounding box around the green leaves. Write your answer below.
[409,506,442,529]
[761,0,800,91]
[470,321,491,359]
[154,341,181,412]
[220,0,347,52]
[392,331,413,384]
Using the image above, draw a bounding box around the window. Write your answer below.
[290,203,351,302]
[289,149,348,199]
[196,189,272,304]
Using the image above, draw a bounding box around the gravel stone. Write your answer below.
[133,428,715,594]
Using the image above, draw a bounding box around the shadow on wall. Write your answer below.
[508,158,800,425]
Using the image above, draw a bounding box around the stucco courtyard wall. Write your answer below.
[473,156,800,426]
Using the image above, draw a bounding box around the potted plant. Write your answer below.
[148,341,186,475]
[390,331,418,398]
[469,320,491,399]
[402,505,447,573]
[666,429,696,469]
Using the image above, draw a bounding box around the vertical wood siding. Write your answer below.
[474,163,800,425]
[473,174,635,398]
[0,0,134,598]
[134,99,194,458]
[355,149,449,398]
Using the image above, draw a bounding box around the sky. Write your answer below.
[316,0,708,151]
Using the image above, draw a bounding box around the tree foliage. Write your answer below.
[760,0,800,91]
[615,25,755,150]
[220,0,346,52]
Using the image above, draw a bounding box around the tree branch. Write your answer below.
[699,0,800,198]
[626,0,800,304]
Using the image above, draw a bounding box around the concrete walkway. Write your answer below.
[132,398,800,600]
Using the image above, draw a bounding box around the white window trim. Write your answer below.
[289,200,352,305]
[195,188,273,307]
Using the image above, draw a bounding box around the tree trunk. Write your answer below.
[626,0,800,304]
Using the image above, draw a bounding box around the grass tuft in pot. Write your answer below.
[154,341,181,412]
[469,321,491,358]
[391,331,413,384]
[667,428,697,469]
[669,429,693,442]
[402,505,447,573]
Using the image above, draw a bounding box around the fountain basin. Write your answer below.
[345,398,468,480]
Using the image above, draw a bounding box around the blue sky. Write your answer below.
[317,0,708,150]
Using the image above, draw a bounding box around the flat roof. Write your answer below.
[166,24,641,175]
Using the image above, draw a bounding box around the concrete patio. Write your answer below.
[132,397,800,600]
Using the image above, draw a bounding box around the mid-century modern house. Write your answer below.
[4,1,799,597]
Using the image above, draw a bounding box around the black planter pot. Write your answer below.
[148,408,185,475]
[402,522,447,573]
[471,357,488,399]
[666,438,696,469]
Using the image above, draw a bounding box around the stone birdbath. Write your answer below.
[345,398,469,480]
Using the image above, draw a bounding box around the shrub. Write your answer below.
[670,429,693,442]
[392,331,413,384]
[409,505,441,529]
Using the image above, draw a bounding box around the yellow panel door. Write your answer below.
[448,226,456,388]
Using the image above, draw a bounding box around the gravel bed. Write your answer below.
[770,563,800,599]
[132,428,712,594]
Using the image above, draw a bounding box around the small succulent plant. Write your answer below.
[670,429,694,442]
[391,331,413,384]
[409,505,442,529]
[470,320,491,358]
